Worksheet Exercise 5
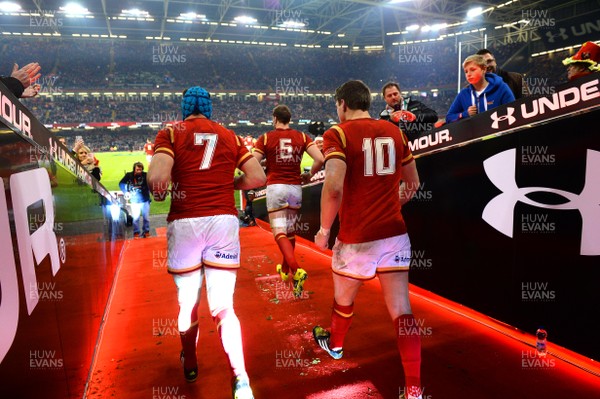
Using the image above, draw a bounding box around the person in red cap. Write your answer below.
[562,41,600,81]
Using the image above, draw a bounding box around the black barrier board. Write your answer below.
[252,73,600,360]
[0,82,126,398]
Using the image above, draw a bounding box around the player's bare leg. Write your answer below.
[270,208,307,297]
[205,268,253,398]
[174,270,202,383]
[270,209,299,273]
[313,273,362,359]
[275,209,299,276]
[380,271,422,399]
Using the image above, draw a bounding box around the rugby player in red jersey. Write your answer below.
[252,105,324,298]
[143,138,155,164]
[148,86,265,399]
[312,80,423,399]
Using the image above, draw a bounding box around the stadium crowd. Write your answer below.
[5,37,564,94]
[26,93,454,125]
[3,36,574,152]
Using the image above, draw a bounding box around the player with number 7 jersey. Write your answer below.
[148,86,264,399]
[153,118,253,222]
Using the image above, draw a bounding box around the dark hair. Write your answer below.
[476,49,493,56]
[381,82,400,97]
[133,162,144,172]
[335,80,371,111]
[273,104,292,124]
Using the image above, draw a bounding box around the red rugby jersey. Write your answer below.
[253,128,314,185]
[144,142,155,155]
[322,118,414,244]
[154,118,252,221]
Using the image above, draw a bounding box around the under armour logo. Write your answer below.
[482,149,600,256]
[545,28,568,43]
[490,107,516,129]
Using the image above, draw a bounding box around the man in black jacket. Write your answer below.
[0,63,41,98]
[120,162,151,238]
[379,82,438,141]
[476,49,529,99]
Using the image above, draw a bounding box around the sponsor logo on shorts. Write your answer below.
[214,251,239,260]
[394,254,411,264]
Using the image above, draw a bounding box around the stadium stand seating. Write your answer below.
[3,37,566,151]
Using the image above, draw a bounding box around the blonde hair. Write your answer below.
[462,54,486,69]
[77,145,92,164]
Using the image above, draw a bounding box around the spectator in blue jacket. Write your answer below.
[445,54,515,123]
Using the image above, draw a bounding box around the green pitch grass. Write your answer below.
[95,151,317,214]
[94,151,171,215]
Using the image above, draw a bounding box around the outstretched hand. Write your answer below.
[11,62,41,88]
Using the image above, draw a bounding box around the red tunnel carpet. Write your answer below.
[86,225,600,399]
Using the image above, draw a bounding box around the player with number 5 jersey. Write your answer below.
[253,105,324,298]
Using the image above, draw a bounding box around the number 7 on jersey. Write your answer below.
[194,133,218,170]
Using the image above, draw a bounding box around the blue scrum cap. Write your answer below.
[181,86,212,120]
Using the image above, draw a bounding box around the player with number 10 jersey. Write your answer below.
[322,119,414,244]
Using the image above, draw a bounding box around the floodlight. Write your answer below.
[179,12,206,20]
[406,24,419,31]
[430,23,447,30]
[234,16,257,24]
[122,8,150,17]
[60,3,89,15]
[280,20,306,28]
[467,7,484,18]
[0,1,21,12]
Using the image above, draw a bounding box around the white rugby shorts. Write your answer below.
[266,184,302,212]
[331,233,412,280]
[167,214,240,274]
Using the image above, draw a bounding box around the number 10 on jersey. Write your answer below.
[362,137,396,176]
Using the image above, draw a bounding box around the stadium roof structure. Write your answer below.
[0,0,596,49]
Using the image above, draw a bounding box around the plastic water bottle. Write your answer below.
[536,328,547,357]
